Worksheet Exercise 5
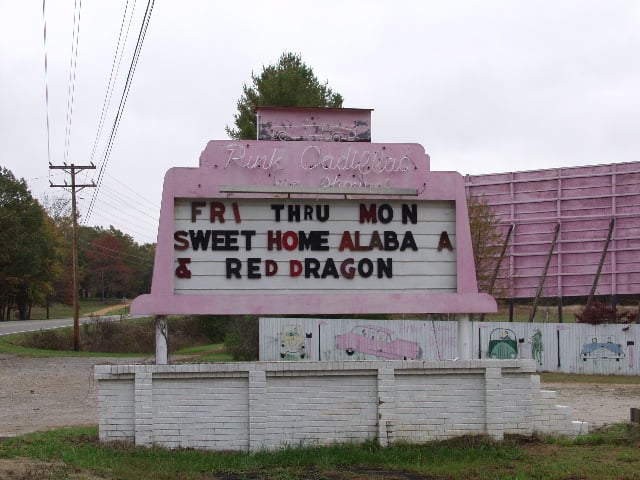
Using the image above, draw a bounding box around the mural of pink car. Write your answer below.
[335,325,423,360]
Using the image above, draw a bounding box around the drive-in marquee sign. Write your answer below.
[131,140,496,315]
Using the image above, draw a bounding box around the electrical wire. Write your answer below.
[76,174,160,241]
[63,0,83,165]
[104,172,158,210]
[83,210,157,244]
[42,0,52,167]
[88,0,138,165]
[83,240,152,262]
[98,186,159,223]
[84,192,158,230]
[85,0,155,223]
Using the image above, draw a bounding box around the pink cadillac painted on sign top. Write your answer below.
[131,108,496,317]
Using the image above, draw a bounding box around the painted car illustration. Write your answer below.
[580,336,625,361]
[487,328,518,359]
[266,121,370,142]
[335,325,422,360]
[279,325,307,360]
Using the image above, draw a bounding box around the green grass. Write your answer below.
[0,331,85,357]
[540,372,640,385]
[11,299,128,321]
[0,331,143,358]
[1,425,639,479]
[0,330,231,362]
[174,343,233,362]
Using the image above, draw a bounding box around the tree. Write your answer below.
[0,168,60,319]
[41,195,74,308]
[79,226,153,299]
[467,196,510,297]
[226,52,344,140]
[85,233,134,299]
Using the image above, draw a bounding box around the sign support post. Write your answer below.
[155,315,168,365]
[457,315,472,360]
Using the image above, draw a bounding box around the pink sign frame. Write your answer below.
[131,140,496,315]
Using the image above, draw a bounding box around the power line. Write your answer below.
[41,0,52,167]
[104,172,158,210]
[85,0,155,223]
[63,0,83,165]
[99,184,159,220]
[89,0,138,165]
[83,240,152,262]
[84,192,159,230]
[78,181,159,228]
[80,204,157,244]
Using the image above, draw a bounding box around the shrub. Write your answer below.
[19,316,216,353]
[575,301,638,325]
[224,316,259,360]
[193,315,231,343]
[21,329,74,351]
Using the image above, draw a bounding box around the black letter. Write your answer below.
[400,231,418,251]
[189,230,211,250]
[321,258,339,278]
[377,258,393,278]
[241,230,256,250]
[401,203,417,224]
[358,258,374,278]
[316,204,330,222]
[226,258,242,278]
[378,204,394,224]
[247,258,261,279]
[305,258,321,278]
[271,204,285,221]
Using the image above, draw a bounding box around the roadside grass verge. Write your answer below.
[173,343,233,362]
[20,300,128,321]
[540,372,640,385]
[0,332,128,358]
[0,316,221,359]
[1,425,639,480]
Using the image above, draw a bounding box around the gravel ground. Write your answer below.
[1,354,639,438]
[0,354,153,437]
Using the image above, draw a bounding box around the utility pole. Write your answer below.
[50,163,96,351]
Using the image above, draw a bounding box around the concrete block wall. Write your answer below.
[95,360,586,452]
[530,375,589,436]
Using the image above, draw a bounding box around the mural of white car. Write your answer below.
[280,325,307,359]
[335,325,422,360]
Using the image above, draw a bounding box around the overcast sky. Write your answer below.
[1,1,639,245]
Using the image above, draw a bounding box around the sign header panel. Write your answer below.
[197,141,429,192]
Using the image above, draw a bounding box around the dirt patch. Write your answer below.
[542,381,640,427]
[0,354,153,437]
[0,458,108,480]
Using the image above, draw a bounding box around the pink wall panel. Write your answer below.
[466,161,640,299]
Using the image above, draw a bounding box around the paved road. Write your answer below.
[0,315,128,336]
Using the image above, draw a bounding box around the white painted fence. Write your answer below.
[260,318,640,375]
